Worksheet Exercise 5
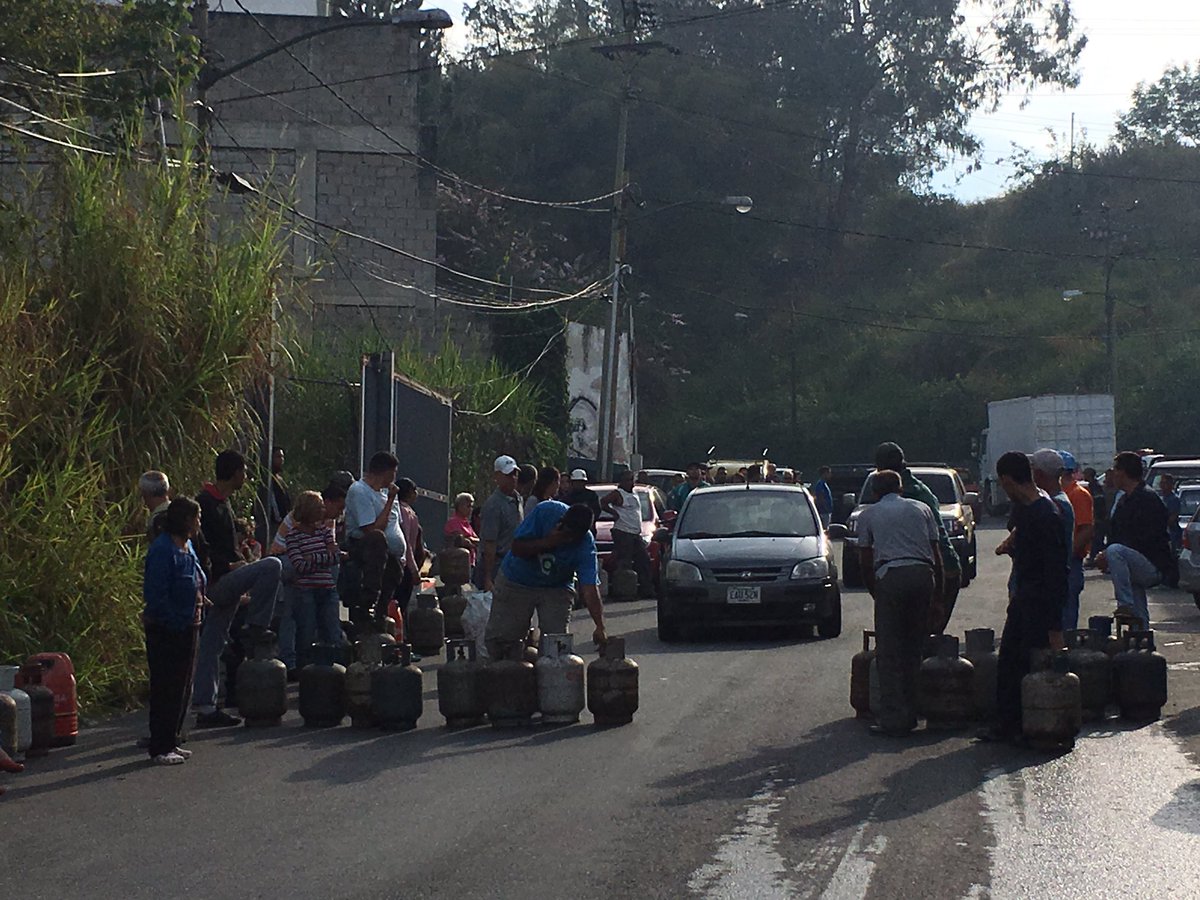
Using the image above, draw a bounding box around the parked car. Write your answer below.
[1177,485,1200,535]
[638,468,685,495]
[1147,458,1200,492]
[1177,502,1200,610]
[587,483,671,588]
[840,466,978,589]
[657,484,841,642]
[826,463,876,524]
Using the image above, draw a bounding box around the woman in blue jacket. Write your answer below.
[143,497,206,765]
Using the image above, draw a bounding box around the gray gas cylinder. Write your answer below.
[1022,651,1081,751]
[438,639,485,728]
[17,664,55,757]
[298,645,347,727]
[484,642,538,728]
[1065,629,1113,721]
[1114,630,1168,722]
[345,638,383,728]
[0,665,33,757]
[537,634,586,725]
[609,567,639,601]
[236,635,288,727]
[371,643,423,731]
[963,628,998,721]
[408,595,446,657]
[587,637,639,726]
[850,630,876,719]
[1088,615,1121,658]
[916,635,974,729]
[0,693,18,759]
[438,547,471,587]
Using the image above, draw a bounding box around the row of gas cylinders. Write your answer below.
[851,617,1168,749]
[0,653,80,762]
[235,632,639,731]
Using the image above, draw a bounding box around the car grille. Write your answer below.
[710,566,787,583]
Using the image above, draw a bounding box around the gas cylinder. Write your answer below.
[17,663,55,757]
[23,652,77,746]
[438,639,485,728]
[1022,651,1081,751]
[236,635,288,727]
[0,693,18,759]
[483,642,538,728]
[916,635,974,729]
[963,628,999,721]
[408,595,446,657]
[439,588,468,638]
[537,634,586,725]
[299,645,347,727]
[609,566,639,601]
[386,598,406,644]
[438,547,471,587]
[1088,615,1121,658]
[1114,630,1168,722]
[1064,629,1113,721]
[371,644,423,731]
[382,616,398,642]
[850,630,876,719]
[0,666,33,758]
[345,639,382,728]
[587,637,639,726]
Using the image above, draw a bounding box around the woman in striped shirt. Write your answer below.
[285,491,346,666]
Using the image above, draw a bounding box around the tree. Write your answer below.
[1117,63,1200,147]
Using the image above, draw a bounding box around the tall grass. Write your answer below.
[0,143,287,709]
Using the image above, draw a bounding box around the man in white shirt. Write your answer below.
[344,451,407,630]
[601,470,654,598]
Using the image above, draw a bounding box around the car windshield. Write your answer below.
[677,490,817,539]
[1181,489,1200,517]
[859,472,957,505]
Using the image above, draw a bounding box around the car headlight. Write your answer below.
[790,558,830,582]
[666,559,703,584]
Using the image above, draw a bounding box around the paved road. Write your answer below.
[5,525,1200,899]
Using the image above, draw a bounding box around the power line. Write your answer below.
[457,325,567,416]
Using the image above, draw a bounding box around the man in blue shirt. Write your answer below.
[484,501,607,659]
[813,465,834,528]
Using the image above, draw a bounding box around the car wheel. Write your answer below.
[841,544,862,588]
[657,614,683,643]
[817,594,842,639]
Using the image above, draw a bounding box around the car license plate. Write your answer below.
[727,586,761,604]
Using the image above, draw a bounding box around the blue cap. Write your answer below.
[1058,450,1078,472]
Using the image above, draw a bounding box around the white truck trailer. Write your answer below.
[979,394,1115,514]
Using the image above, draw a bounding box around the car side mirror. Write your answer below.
[963,492,980,507]
[827,523,849,541]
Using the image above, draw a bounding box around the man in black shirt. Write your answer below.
[981,451,1067,742]
[1097,451,1174,629]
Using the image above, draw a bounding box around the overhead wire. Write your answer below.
[457,324,568,416]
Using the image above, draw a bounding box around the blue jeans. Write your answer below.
[1106,543,1160,628]
[1064,556,1084,631]
[294,586,343,665]
[193,556,281,713]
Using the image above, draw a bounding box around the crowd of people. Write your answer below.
[135,449,613,767]
[856,442,1175,743]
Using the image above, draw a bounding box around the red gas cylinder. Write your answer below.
[387,599,406,644]
[21,653,77,746]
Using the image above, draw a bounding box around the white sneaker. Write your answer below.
[152,751,187,766]
[173,747,193,760]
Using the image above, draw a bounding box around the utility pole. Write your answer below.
[1079,200,1137,401]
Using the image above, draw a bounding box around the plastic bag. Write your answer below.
[461,590,493,662]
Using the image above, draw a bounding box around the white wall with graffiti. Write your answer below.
[566,321,635,465]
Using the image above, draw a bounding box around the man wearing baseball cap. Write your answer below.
[1058,450,1094,631]
[562,468,602,527]
[479,455,523,591]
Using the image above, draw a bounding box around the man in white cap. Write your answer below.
[562,468,602,528]
[480,455,523,591]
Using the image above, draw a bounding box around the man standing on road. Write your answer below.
[980,451,1067,744]
[1097,451,1174,629]
[1059,451,1094,631]
[1083,466,1107,566]
[484,501,607,659]
[563,468,603,525]
[669,462,710,511]
[856,470,942,737]
[1030,448,1074,584]
[601,470,654,598]
[345,452,407,630]
[812,465,834,529]
[480,455,523,591]
[191,450,283,729]
[873,442,961,633]
[140,470,172,542]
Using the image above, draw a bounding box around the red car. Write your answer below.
[588,483,672,587]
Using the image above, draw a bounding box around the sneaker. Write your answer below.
[172,747,193,759]
[195,709,242,729]
[151,751,187,766]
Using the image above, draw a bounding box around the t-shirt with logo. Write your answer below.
[501,500,600,590]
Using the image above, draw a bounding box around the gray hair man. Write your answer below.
[856,469,943,737]
[140,470,171,542]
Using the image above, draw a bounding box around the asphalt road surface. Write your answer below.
[5,524,1200,899]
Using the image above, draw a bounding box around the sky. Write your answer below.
[443,0,1200,203]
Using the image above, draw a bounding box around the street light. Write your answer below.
[1061,286,1116,398]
